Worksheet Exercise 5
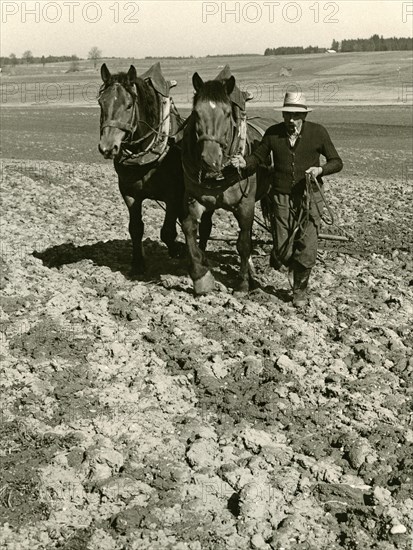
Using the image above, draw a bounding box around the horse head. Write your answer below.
[191,72,235,176]
[98,64,138,159]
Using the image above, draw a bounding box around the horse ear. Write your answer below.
[127,65,137,82]
[101,63,111,83]
[225,75,236,96]
[192,72,204,92]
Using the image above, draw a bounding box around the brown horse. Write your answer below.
[181,70,272,295]
[98,63,192,275]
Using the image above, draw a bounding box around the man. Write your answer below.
[230,91,343,308]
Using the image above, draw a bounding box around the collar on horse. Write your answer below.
[119,87,178,166]
[100,65,180,167]
[119,96,171,165]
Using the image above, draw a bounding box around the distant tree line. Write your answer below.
[206,53,261,57]
[144,54,261,59]
[145,55,195,60]
[1,53,80,66]
[265,35,413,55]
[1,47,102,68]
[339,35,412,52]
[264,46,326,55]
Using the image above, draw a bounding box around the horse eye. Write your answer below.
[126,104,133,110]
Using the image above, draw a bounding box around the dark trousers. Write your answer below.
[271,188,323,269]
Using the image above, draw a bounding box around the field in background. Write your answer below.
[1,50,413,550]
[1,104,412,168]
[1,51,412,166]
[1,50,412,106]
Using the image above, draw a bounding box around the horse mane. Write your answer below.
[134,78,158,126]
[99,72,159,127]
[193,80,231,107]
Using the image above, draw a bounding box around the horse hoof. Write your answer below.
[129,266,146,279]
[269,250,283,271]
[234,281,250,295]
[168,241,186,258]
[249,277,261,291]
[193,271,215,295]
[233,289,248,298]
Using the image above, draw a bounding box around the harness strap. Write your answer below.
[275,175,332,254]
[101,120,135,133]
[120,96,173,166]
[197,134,228,148]
[168,97,188,141]
[236,115,248,156]
[188,111,252,197]
[100,76,180,167]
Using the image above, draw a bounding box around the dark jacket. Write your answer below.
[244,121,343,194]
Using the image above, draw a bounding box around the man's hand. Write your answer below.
[305,167,323,179]
[230,154,246,169]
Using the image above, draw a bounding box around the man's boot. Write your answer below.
[292,262,312,308]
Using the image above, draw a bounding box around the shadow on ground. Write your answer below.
[33,238,290,299]
[32,238,187,279]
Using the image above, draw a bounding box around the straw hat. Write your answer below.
[274,91,313,112]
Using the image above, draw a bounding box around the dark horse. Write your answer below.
[98,63,189,275]
[181,69,272,295]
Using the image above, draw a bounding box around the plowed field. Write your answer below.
[1,103,412,550]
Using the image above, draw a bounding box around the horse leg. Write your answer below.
[199,211,213,251]
[233,200,256,293]
[124,196,145,276]
[160,202,185,258]
[182,197,215,295]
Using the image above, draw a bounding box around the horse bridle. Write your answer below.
[195,115,235,174]
[191,112,250,196]
[99,83,165,148]
[100,117,137,137]
[99,85,138,141]
[196,133,228,149]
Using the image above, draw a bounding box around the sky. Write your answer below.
[1,0,412,58]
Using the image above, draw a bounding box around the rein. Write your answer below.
[262,173,351,254]
[100,120,136,134]
[129,114,170,147]
[306,172,335,226]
